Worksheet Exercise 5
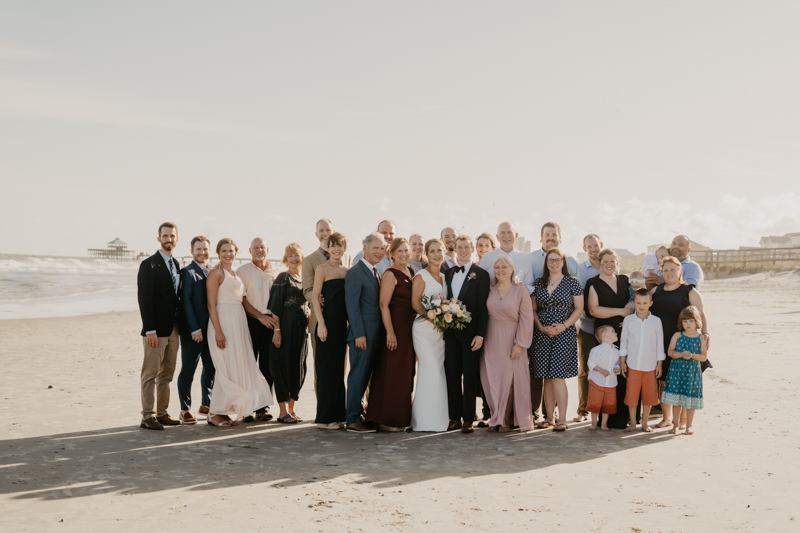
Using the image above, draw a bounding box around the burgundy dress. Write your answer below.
[365,267,416,428]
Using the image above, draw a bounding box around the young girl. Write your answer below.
[661,305,708,434]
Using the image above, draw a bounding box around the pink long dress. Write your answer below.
[480,284,535,431]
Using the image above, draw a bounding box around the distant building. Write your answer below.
[88,238,137,260]
[759,232,800,248]
[578,248,639,263]
[515,236,532,254]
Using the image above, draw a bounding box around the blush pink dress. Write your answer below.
[479,284,535,431]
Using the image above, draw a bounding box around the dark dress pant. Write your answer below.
[177,333,214,411]
[444,334,482,423]
[247,316,274,411]
[345,340,377,423]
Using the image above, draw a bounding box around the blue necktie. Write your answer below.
[167,259,178,294]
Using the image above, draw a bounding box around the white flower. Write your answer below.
[432,299,442,307]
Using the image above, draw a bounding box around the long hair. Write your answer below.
[492,254,521,286]
[538,248,571,288]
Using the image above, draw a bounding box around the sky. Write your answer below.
[2,1,799,259]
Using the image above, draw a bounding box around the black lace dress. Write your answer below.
[268,272,309,403]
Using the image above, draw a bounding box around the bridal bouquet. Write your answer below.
[417,294,472,331]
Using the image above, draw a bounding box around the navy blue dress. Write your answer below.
[314,279,348,424]
[531,276,583,379]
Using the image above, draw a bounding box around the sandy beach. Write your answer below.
[1,273,798,532]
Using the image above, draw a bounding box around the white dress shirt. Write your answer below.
[619,312,665,371]
[587,342,621,388]
[450,262,472,299]
[360,258,382,283]
[236,262,277,315]
[479,247,535,294]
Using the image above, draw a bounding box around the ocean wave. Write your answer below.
[0,256,139,273]
[3,285,137,303]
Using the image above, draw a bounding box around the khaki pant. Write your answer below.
[140,325,180,419]
[576,327,598,417]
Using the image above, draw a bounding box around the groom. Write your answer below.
[444,235,490,433]
[344,232,386,433]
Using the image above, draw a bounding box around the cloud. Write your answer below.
[0,43,48,61]
[0,77,217,131]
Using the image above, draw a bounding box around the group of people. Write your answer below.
[137,219,710,436]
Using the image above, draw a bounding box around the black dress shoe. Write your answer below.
[140,417,164,430]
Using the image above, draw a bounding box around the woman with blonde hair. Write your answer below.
[268,243,310,424]
[475,233,498,266]
[480,254,535,432]
[206,238,272,427]
[409,233,426,273]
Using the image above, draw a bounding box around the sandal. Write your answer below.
[277,414,298,424]
[207,414,232,427]
[498,426,511,433]
[552,423,568,432]
[291,412,303,422]
[536,421,554,430]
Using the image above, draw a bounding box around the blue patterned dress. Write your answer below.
[531,276,583,379]
[661,334,704,409]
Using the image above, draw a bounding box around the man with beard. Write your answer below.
[236,237,280,421]
[441,226,459,270]
[137,222,182,430]
[529,222,579,281]
[647,235,705,290]
[573,233,604,422]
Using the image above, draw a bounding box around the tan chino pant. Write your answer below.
[140,325,180,419]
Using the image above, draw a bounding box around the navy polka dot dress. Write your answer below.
[531,276,583,379]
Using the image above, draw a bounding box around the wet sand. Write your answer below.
[1,273,798,532]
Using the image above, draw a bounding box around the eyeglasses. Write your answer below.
[547,258,563,264]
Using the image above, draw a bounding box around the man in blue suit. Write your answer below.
[177,236,215,424]
[344,232,386,432]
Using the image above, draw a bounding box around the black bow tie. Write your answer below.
[455,266,465,273]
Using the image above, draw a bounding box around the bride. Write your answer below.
[206,238,272,426]
[410,238,449,432]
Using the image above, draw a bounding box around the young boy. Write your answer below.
[586,325,621,431]
[620,288,665,432]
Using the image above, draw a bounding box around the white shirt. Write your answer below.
[450,262,472,299]
[588,343,621,388]
[620,312,665,371]
[236,262,277,314]
[353,251,392,275]
[479,247,535,294]
[641,254,662,276]
[444,255,458,269]
[360,258,382,281]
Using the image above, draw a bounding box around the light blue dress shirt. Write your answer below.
[577,259,601,333]
[529,248,579,282]
[680,257,704,290]
[479,247,535,294]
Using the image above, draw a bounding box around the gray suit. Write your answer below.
[344,260,383,423]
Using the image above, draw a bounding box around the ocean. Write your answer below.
[0,254,285,320]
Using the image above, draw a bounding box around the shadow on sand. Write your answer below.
[0,417,673,501]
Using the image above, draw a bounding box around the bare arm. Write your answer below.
[666,332,681,359]
[587,285,631,319]
[206,270,226,349]
[312,265,328,341]
[411,276,428,317]
[379,270,398,350]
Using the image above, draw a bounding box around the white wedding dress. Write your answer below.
[410,269,449,432]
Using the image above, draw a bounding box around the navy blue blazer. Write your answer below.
[180,261,210,336]
[345,260,383,342]
[137,251,182,337]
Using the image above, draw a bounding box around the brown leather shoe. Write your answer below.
[447,419,462,431]
[461,422,474,433]
[156,415,181,426]
[140,417,164,430]
[179,412,197,424]
[198,405,210,415]
[346,421,377,433]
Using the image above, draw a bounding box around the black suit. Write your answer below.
[443,263,490,423]
[138,252,181,337]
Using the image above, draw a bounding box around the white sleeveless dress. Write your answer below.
[207,270,273,417]
[410,269,449,432]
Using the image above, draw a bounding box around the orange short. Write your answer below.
[586,381,617,414]
[624,368,659,406]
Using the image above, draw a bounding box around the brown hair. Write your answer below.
[327,232,347,250]
[476,232,497,249]
[388,237,409,258]
[595,324,615,343]
[190,236,210,250]
[678,305,703,331]
[455,234,473,245]
[660,256,686,285]
[424,238,445,257]
[282,243,304,266]
[538,248,572,287]
[540,221,561,237]
[598,248,619,264]
[158,222,178,236]
[216,238,238,254]
[632,288,652,301]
